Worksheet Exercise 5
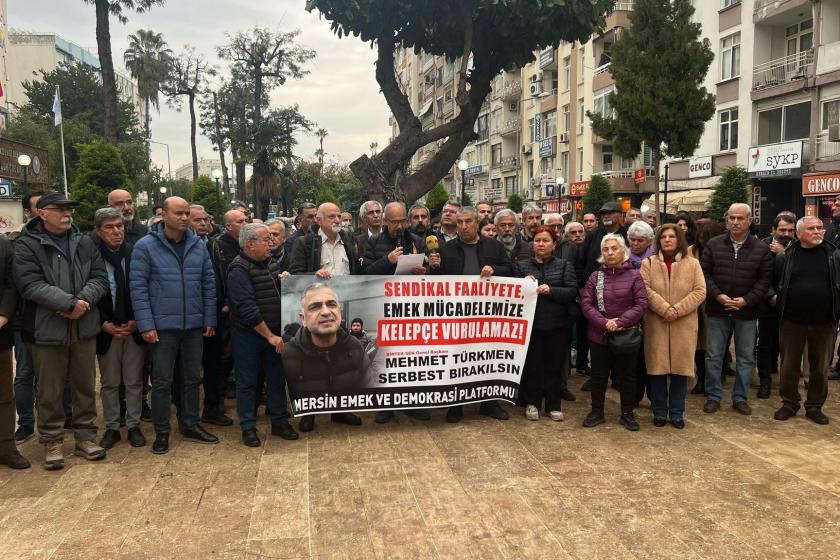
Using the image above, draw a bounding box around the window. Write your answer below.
[505,176,518,196]
[720,33,740,81]
[563,56,571,91]
[719,108,739,151]
[436,66,444,85]
[491,144,502,167]
[477,143,489,165]
[491,109,502,132]
[540,156,555,175]
[757,102,810,145]
[577,148,584,181]
[560,151,569,180]
[476,114,490,142]
[444,88,453,102]
[593,85,616,119]
[602,145,614,172]
[562,105,570,133]
[491,178,501,196]
[822,99,840,130]
[528,118,535,143]
[578,98,585,134]
[786,19,813,58]
[527,160,535,181]
[578,47,585,83]
[544,110,558,138]
[722,0,741,7]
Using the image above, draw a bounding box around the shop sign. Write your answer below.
[688,156,713,178]
[539,137,555,158]
[752,186,762,225]
[747,141,802,178]
[802,172,840,196]
[634,168,646,185]
[559,199,571,213]
[569,181,590,197]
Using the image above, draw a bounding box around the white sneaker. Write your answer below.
[549,410,565,422]
[525,405,539,421]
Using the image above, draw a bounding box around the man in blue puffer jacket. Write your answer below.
[130,197,218,454]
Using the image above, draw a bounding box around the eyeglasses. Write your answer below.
[110,200,133,208]
[42,206,74,213]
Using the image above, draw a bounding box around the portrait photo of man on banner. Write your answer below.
[280,275,538,416]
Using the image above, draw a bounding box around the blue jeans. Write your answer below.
[649,375,688,420]
[151,329,204,434]
[231,326,289,430]
[14,330,71,429]
[704,316,757,404]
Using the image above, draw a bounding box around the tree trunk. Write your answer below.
[212,92,230,192]
[235,160,246,201]
[144,96,153,210]
[189,92,198,182]
[254,71,262,125]
[95,0,118,143]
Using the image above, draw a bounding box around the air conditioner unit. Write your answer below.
[529,82,543,96]
[508,102,518,112]
[531,177,540,187]
[830,124,840,142]
[558,132,570,143]
[522,144,532,154]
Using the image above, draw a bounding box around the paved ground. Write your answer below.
[2,373,840,560]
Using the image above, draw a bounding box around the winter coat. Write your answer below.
[773,240,840,323]
[581,261,647,345]
[13,219,108,345]
[700,233,773,320]
[288,225,361,275]
[361,229,426,275]
[434,236,513,277]
[217,232,241,276]
[129,223,217,333]
[640,252,706,377]
[0,237,18,350]
[515,255,578,330]
[93,239,145,355]
[283,327,369,398]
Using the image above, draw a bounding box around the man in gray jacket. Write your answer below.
[13,192,109,470]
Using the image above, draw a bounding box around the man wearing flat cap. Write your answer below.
[576,200,629,289]
[13,192,109,470]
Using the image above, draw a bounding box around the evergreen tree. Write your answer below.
[424,182,450,219]
[70,140,128,231]
[588,0,715,223]
[461,190,473,208]
[315,186,339,206]
[582,174,614,215]
[191,175,225,220]
[708,166,749,224]
[507,192,523,214]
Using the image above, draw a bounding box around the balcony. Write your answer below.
[594,63,611,76]
[817,132,840,161]
[754,0,810,23]
[608,1,634,13]
[752,51,813,90]
[440,98,454,117]
[500,80,522,101]
[497,119,521,136]
[500,156,520,172]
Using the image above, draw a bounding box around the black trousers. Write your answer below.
[520,328,570,412]
[202,310,228,415]
[590,341,638,414]
[757,316,780,381]
[575,316,590,370]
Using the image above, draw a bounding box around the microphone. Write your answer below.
[426,235,440,255]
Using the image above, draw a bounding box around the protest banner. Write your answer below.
[280,275,538,416]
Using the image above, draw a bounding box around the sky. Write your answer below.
[9,0,392,174]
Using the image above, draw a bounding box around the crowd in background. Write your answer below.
[1,187,837,472]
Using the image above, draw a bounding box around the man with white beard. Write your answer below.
[108,189,147,243]
[494,209,532,263]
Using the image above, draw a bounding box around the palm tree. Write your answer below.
[123,29,172,144]
[315,127,328,176]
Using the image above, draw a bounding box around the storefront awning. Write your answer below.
[642,189,713,213]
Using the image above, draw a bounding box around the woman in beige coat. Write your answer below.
[640,224,706,429]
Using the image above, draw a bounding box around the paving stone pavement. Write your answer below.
[2,373,840,559]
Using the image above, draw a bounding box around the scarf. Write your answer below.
[99,241,131,325]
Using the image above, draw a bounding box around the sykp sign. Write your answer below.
[747,141,802,178]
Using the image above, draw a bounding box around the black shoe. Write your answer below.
[298,416,315,432]
[152,433,169,454]
[732,401,752,416]
[774,406,797,421]
[181,425,219,445]
[805,409,830,425]
[404,409,431,421]
[581,379,593,392]
[703,399,720,414]
[242,429,261,447]
[653,417,667,427]
[690,383,705,395]
[14,425,35,445]
[829,368,840,380]
[445,406,463,424]
[0,449,31,470]
[671,419,685,429]
[201,411,234,426]
[98,429,121,449]
[558,388,577,402]
[140,401,152,422]
[127,427,146,447]
[577,367,591,377]
[582,410,605,428]
[271,421,299,440]
[757,380,771,399]
[619,412,640,431]
[375,411,395,424]
[331,412,362,426]
[479,401,509,420]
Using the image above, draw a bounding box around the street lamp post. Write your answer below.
[158,186,167,206]
[457,159,469,205]
[17,154,32,193]
[212,168,223,198]
[556,176,565,214]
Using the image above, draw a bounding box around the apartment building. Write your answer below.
[391,0,840,231]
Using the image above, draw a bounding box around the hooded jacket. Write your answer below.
[13,218,108,344]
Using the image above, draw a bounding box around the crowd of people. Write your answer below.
[0,186,836,472]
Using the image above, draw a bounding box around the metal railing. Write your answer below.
[752,51,813,90]
[500,80,521,100]
[608,1,634,14]
[817,132,840,161]
[500,156,520,171]
[598,170,635,179]
[496,119,521,136]
[594,62,612,75]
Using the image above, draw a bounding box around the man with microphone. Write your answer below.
[361,201,432,423]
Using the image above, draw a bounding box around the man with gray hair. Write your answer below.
[521,203,543,242]
[265,218,290,271]
[494,209,532,262]
[627,220,655,268]
[107,188,146,243]
[700,203,773,416]
[356,200,384,256]
[92,208,146,450]
[227,223,298,445]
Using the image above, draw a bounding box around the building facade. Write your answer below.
[174,158,224,182]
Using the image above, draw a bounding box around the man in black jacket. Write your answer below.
[107,189,146,243]
[287,202,363,431]
[355,200,384,257]
[219,209,247,275]
[283,203,317,256]
[772,217,840,425]
[700,203,773,416]
[431,206,513,423]
[92,208,147,450]
[0,235,26,469]
[576,201,628,289]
